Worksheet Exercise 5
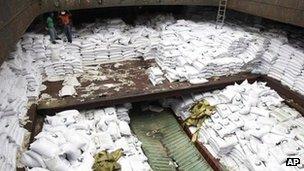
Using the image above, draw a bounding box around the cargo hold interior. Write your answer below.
[0,4,304,171]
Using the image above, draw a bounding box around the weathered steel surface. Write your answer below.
[37,60,259,115]
[1,0,304,66]
[0,1,42,66]
[228,0,304,28]
[24,104,39,144]
[38,0,304,28]
[0,0,33,30]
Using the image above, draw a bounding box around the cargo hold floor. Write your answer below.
[129,104,212,171]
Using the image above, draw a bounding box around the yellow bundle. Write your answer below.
[184,100,215,127]
[184,100,215,142]
[92,149,123,171]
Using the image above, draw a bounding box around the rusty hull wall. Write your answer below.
[0,0,304,65]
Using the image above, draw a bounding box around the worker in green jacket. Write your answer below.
[46,13,60,44]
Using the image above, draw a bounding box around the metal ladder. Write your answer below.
[216,0,228,28]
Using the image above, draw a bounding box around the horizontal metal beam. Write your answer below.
[37,72,259,115]
[261,76,304,115]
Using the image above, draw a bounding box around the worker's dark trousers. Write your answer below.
[64,25,72,43]
[49,27,58,42]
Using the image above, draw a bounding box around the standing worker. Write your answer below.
[58,11,73,43]
[46,13,60,44]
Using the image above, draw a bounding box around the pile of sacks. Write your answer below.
[163,80,304,171]
[8,44,42,100]
[18,15,272,84]
[0,117,28,171]
[153,20,269,83]
[66,19,158,66]
[147,66,165,86]
[21,105,151,171]
[16,15,304,87]
[253,30,304,96]
[20,19,160,80]
[21,34,83,81]
[0,43,42,116]
[44,42,82,81]
[0,43,43,171]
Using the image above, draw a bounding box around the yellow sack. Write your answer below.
[184,100,215,127]
[92,149,123,171]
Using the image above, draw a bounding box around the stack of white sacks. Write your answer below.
[147,66,166,86]
[18,15,274,83]
[0,63,29,171]
[254,30,304,96]
[45,43,82,78]
[16,15,304,89]
[21,105,151,171]
[163,80,304,171]
[8,43,43,100]
[18,15,304,88]
[154,19,269,84]
[0,42,43,171]
[78,19,156,66]
[21,34,83,81]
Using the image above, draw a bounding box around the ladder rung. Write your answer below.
[216,0,227,27]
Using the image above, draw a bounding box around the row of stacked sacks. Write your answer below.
[17,14,304,94]
[21,34,83,81]
[14,14,272,84]
[20,18,161,81]
[78,19,159,65]
[154,20,268,84]
[162,80,304,171]
[21,104,152,171]
[253,30,304,96]
[0,43,43,170]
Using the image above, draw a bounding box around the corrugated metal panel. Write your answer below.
[130,108,212,171]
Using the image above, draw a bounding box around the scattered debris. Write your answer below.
[40,93,52,100]
[59,85,77,97]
